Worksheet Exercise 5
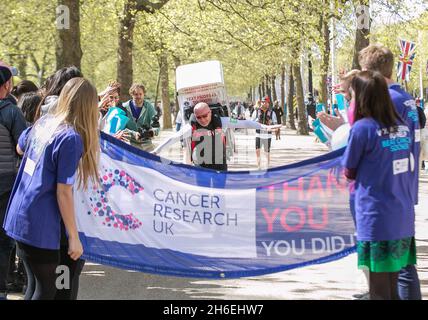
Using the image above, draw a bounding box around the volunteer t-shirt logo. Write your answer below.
[393,158,409,175]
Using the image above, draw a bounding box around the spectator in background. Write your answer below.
[18,92,42,125]
[273,100,284,140]
[11,80,38,103]
[0,66,28,300]
[0,61,19,106]
[233,102,245,120]
[35,66,83,120]
[121,84,159,151]
[155,102,163,118]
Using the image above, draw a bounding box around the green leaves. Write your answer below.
[1,0,426,97]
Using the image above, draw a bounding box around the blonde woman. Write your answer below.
[3,78,99,300]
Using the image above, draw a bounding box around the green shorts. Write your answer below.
[357,237,417,273]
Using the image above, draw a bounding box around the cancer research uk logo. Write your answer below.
[85,167,143,231]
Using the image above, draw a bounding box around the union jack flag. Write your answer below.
[397,39,417,82]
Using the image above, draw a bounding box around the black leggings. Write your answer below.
[18,243,85,300]
[17,242,60,300]
[21,257,58,300]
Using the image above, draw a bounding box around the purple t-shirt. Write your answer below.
[389,84,420,205]
[342,118,415,241]
[129,100,142,121]
[3,127,83,250]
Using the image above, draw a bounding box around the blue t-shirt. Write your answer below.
[3,127,83,250]
[389,84,420,205]
[342,118,415,241]
[129,100,143,121]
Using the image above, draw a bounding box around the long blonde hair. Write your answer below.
[55,77,100,189]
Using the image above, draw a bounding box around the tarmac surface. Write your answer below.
[8,126,428,300]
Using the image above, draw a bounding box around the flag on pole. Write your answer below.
[397,39,417,82]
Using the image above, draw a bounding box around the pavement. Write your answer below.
[7,127,428,300]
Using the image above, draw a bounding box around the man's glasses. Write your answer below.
[196,113,210,120]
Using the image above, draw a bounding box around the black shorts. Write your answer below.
[255,137,272,152]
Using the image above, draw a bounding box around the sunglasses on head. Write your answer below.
[196,113,210,120]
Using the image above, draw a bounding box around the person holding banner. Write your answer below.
[343,70,416,300]
[359,44,421,300]
[153,102,281,172]
[3,78,100,300]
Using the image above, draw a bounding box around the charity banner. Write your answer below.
[75,132,356,279]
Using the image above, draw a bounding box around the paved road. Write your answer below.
[9,127,428,300]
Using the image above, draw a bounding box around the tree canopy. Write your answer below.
[1,0,427,109]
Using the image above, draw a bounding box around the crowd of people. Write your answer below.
[0,62,162,300]
[0,43,424,301]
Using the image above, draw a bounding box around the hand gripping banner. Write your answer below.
[75,132,356,279]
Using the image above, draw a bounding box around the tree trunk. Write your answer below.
[173,55,181,124]
[286,65,296,130]
[116,0,170,101]
[265,74,272,104]
[271,75,277,103]
[117,0,137,101]
[258,84,262,100]
[154,65,161,108]
[280,65,286,125]
[261,80,265,97]
[308,53,314,101]
[16,55,27,79]
[352,0,370,70]
[319,13,330,107]
[293,63,309,135]
[160,53,171,129]
[56,0,82,70]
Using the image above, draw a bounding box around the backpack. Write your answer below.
[0,101,20,175]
